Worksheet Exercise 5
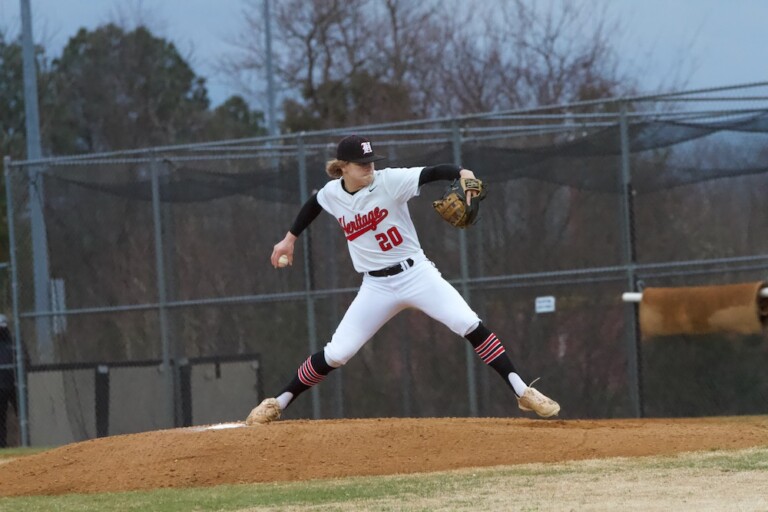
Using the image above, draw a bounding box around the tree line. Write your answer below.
[0,0,655,258]
[226,0,638,130]
[0,24,265,160]
[2,0,649,159]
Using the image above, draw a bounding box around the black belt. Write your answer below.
[367,258,414,277]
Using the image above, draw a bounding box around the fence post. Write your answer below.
[297,135,321,419]
[4,156,30,446]
[618,104,644,418]
[150,154,176,427]
[451,122,479,417]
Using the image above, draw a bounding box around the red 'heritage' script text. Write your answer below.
[339,208,389,241]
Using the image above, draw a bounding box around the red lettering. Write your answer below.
[338,207,389,241]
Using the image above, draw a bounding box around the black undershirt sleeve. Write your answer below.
[289,193,323,237]
[418,164,462,187]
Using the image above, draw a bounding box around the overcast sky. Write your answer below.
[1,0,767,108]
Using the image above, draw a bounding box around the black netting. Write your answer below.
[38,110,768,202]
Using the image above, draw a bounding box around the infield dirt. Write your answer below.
[1,416,767,496]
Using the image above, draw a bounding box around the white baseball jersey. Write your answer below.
[316,167,426,273]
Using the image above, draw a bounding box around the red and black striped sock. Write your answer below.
[279,351,336,406]
[465,323,517,387]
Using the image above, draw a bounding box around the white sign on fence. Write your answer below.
[535,296,556,314]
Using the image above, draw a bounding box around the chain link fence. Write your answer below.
[4,83,768,446]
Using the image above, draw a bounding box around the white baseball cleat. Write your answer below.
[517,386,560,418]
[245,398,281,425]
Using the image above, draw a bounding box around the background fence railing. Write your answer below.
[3,82,768,446]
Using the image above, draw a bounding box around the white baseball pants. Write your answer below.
[323,259,481,366]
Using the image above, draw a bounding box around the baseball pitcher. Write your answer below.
[247,135,559,424]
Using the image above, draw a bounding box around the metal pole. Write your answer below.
[451,122,478,417]
[160,161,184,426]
[4,157,29,446]
[619,105,643,418]
[264,0,278,137]
[298,136,321,419]
[20,0,53,362]
[150,156,175,427]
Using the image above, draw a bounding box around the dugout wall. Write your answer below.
[5,83,768,446]
[23,354,261,445]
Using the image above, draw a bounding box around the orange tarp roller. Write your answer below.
[639,281,768,337]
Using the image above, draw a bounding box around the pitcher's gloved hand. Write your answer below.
[432,177,487,228]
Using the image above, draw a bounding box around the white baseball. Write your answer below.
[278,255,290,268]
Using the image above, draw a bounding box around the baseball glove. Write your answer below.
[432,177,487,228]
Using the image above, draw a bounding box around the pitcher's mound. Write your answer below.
[1,416,767,496]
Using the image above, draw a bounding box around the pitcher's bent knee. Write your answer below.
[449,314,481,337]
[462,320,481,337]
[322,344,352,367]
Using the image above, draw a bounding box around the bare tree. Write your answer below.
[224,0,650,128]
[224,0,446,129]
[504,1,628,105]
[427,0,634,116]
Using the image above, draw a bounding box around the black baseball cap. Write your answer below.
[336,135,387,163]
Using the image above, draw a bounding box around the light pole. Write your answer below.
[20,0,53,362]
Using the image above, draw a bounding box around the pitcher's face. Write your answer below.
[341,161,375,191]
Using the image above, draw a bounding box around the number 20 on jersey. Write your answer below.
[375,227,403,251]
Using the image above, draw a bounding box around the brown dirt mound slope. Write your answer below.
[1,416,767,496]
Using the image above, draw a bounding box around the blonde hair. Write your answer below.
[325,159,347,179]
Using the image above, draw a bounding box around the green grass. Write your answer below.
[0,446,50,458]
[650,446,768,472]
[2,447,767,512]
[3,475,444,512]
